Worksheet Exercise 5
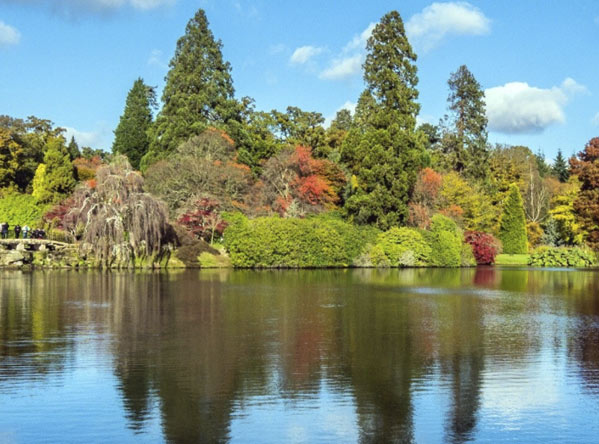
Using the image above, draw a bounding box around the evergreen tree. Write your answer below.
[341,11,425,229]
[330,109,352,132]
[112,78,156,170]
[67,136,80,161]
[441,65,489,181]
[32,136,76,203]
[552,149,570,183]
[571,138,599,249]
[535,149,551,178]
[499,184,528,254]
[144,9,237,167]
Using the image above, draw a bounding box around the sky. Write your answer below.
[1,0,598,161]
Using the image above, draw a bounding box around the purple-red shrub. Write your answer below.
[464,231,502,265]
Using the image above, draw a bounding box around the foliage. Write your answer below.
[145,9,238,164]
[145,129,253,215]
[63,155,172,267]
[0,192,47,227]
[464,231,501,265]
[257,145,345,217]
[571,137,599,249]
[529,246,596,268]
[67,136,80,161]
[223,213,379,268]
[499,184,528,254]
[549,176,584,246]
[73,155,104,181]
[112,78,156,170]
[552,149,570,183]
[341,11,425,229]
[271,106,327,157]
[541,218,562,247]
[526,221,544,248]
[368,244,390,267]
[427,214,462,267]
[440,65,489,181]
[375,226,431,266]
[0,115,63,192]
[438,171,495,231]
[177,198,227,244]
[32,136,76,204]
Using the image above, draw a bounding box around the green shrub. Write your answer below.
[375,226,431,266]
[427,214,462,267]
[369,244,390,267]
[0,193,48,227]
[499,184,528,254]
[223,213,380,268]
[48,228,74,243]
[529,247,596,268]
[461,243,477,267]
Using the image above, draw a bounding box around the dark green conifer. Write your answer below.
[552,149,570,183]
[341,11,426,230]
[499,184,528,254]
[112,78,155,170]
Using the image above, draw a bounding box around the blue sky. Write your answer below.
[1,0,598,161]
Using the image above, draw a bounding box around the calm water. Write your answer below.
[1,268,598,444]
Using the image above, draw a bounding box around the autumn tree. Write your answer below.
[341,11,425,229]
[144,9,238,167]
[440,65,489,181]
[571,138,599,249]
[112,78,156,170]
[499,184,528,254]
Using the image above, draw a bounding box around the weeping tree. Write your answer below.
[64,155,172,267]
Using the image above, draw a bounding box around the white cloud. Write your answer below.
[406,2,490,52]
[343,22,375,53]
[289,45,324,65]
[592,113,599,127]
[0,21,21,47]
[485,78,585,134]
[269,43,286,55]
[319,54,362,80]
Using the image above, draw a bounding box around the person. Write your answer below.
[1,222,8,239]
[14,224,21,239]
[23,225,30,239]
[0,222,4,239]
[39,228,46,239]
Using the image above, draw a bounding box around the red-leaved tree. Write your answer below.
[570,137,599,249]
[464,231,502,265]
[178,198,228,244]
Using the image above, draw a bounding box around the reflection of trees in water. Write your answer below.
[0,271,74,382]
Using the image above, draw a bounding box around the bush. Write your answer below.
[529,247,597,268]
[0,192,47,227]
[427,214,462,267]
[464,231,502,265]
[368,244,390,267]
[223,213,379,268]
[461,243,477,267]
[375,226,431,266]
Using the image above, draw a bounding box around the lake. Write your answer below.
[1,268,598,443]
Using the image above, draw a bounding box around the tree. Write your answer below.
[571,138,599,249]
[64,156,171,267]
[67,136,81,161]
[498,184,528,254]
[178,198,227,244]
[32,136,76,204]
[552,149,570,183]
[112,78,156,170]
[145,9,237,166]
[535,149,551,178]
[440,65,489,181]
[341,11,425,229]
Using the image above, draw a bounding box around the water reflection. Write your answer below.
[0,268,598,443]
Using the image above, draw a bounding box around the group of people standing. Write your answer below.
[0,222,45,239]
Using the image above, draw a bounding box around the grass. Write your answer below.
[494,254,530,266]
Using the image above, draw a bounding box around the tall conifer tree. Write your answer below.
[341,11,425,229]
[112,78,155,170]
[144,9,237,167]
[442,65,489,181]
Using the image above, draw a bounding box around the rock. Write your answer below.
[0,250,27,267]
[16,242,26,252]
